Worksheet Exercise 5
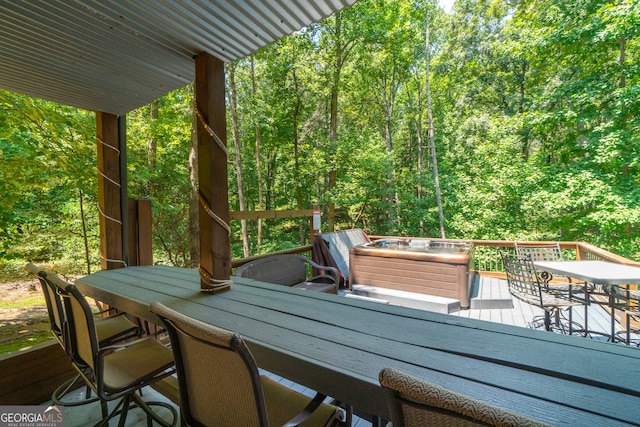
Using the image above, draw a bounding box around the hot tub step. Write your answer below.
[469,274,514,309]
[351,284,461,314]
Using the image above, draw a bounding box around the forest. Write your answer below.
[1,0,638,279]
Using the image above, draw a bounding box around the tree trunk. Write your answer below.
[188,86,200,268]
[292,68,305,245]
[251,54,264,252]
[327,12,343,232]
[384,111,395,233]
[78,189,91,274]
[147,99,158,196]
[380,69,398,233]
[425,12,445,238]
[414,75,425,235]
[229,63,250,257]
[619,37,628,177]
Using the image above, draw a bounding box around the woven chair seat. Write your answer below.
[261,375,341,426]
[102,338,175,392]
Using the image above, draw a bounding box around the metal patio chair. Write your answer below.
[235,254,340,294]
[615,287,640,346]
[514,243,590,335]
[150,301,344,427]
[379,367,550,426]
[25,263,142,410]
[500,252,583,333]
[50,274,177,427]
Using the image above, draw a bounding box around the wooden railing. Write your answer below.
[231,237,640,273]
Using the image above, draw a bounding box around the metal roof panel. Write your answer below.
[0,0,357,115]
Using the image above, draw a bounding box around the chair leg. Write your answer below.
[117,395,132,427]
[51,374,102,408]
[130,392,177,427]
[544,310,553,332]
[95,397,126,427]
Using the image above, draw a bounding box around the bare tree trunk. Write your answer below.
[251,54,264,252]
[384,110,396,232]
[188,87,200,267]
[619,37,628,177]
[325,12,356,232]
[147,99,158,196]
[79,189,91,274]
[413,75,425,235]
[292,68,305,244]
[378,68,399,233]
[229,63,250,257]
[327,13,343,232]
[425,12,445,238]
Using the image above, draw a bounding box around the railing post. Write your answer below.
[310,204,321,243]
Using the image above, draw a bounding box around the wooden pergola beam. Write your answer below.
[195,52,231,292]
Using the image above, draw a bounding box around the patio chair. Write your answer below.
[500,252,583,333]
[234,254,340,294]
[514,242,588,292]
[614,287,640,346]
[49,273,177,427]
[150,301,343,427]
[25,263,141,409]
[312,229,371,288]
[514,243,590,335]
[379,367,550,427]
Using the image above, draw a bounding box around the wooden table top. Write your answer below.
[76,265,640,426]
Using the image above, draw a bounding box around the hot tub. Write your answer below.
[349,239,475,309]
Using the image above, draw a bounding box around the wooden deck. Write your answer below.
[52,274,636,426]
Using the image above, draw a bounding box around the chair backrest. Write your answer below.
[48,273,100,373]
[312,229,370,285]
[514,242,564,262]
[235,254,309,287]
[25,263,66,347]
[379,367,549,427]
[150,301,269,427]
[500,252,543,308]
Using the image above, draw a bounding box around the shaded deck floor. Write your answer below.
[52,275,636,426]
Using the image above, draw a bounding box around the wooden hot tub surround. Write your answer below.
[349,239,475,309]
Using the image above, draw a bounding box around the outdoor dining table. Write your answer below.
[533,260,640,341]
[75,265,640,426]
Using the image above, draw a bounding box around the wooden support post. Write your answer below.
[96,112,127,270]
[127,198,153,266]
[195,52,231,292]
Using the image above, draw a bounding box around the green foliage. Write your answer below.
[2,0,639,279]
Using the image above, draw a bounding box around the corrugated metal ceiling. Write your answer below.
[0,0,357,115]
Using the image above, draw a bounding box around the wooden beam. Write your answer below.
[195,52,231,292]
[96,112,126,270]
[229,209,314,221]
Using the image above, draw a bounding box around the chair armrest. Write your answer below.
[282,392,328,427]
[304,259,340,287]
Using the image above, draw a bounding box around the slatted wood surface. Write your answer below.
[75,265,640,426]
